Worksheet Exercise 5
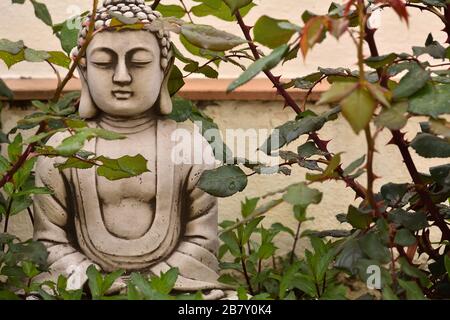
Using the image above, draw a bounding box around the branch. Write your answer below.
[364,25,450,241]
[52,0,99,102]
[235,11,367,199]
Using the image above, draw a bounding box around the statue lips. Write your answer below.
[112,90,133,100]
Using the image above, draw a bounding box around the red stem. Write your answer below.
[235,11,367,199]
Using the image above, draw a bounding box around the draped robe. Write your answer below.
[33,118,226,291]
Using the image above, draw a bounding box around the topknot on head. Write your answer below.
[72,0,171,70]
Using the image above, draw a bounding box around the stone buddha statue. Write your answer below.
[33,0,228,298]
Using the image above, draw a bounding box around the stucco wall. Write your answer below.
[1,101,447,254]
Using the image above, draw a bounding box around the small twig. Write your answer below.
[52,0,99,102]
[26,207,34,226]
[290,222,302,264]
[239,245,254,295]
[179,0,193,23]
[46,60,62,90]
[3,198,13,233]
[235,11,368,200]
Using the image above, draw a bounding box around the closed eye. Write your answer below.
[92,61,114,68]
[130,59,152,68]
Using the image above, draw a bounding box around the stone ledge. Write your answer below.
[1,78,328,101]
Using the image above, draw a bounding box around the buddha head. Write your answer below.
[71,0,174,118]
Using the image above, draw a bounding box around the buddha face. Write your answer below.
[84,30,164,117]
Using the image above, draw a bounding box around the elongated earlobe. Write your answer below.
[157,55,175,115]
[78,66,98,119]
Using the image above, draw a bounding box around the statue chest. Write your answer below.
[94,130,157,239]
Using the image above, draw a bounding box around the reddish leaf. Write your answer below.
[300,16,326,58]
[375,0,409,24]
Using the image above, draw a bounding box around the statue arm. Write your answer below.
[33,155,97,290]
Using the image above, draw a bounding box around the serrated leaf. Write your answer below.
[374,102,408,130]
[341,87,376,134]
[359,232,391,264]
[410,133,450,158]
[0,39,24,54]
[316,81,357,105]
[24,48,50,62]
[392,65,430,100]
[347,205,372,229]
[97,155,149,181]
[408,83,450,118]
[394,229,416,246]
[388,209,428,231]
[282,182,322,207]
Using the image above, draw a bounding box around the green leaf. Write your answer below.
[228,45,289,92]
[167,96,193,122]
[150,268,178,295]
[24,48,50,62]
[181,24,247,51]
[97,155,149,181]
[47,51,71,69]
[191,1,255,22]
[241,197,259,218]
[341,87,376,134]
[282,182,322,207]
[30,0,53,26]
[260,107,339,154]
[347,205,372,229]
[55,19,80,56]
[0,49,25,68]
[297,141,327,158]
[394,229,416,246]
[306,152,341,182]
[374,102,408,130]
[410,133,450,158]
[8,133,23,163]
[86,265,102,299]
[364,53,397,69]
[382,286,399,300]
[343,155,365,177]
[223,0,253,13]
[392,65,430,100]
[408,83,450,118]
[388,209,429,231]
[242,216,264,245]
[359,232,391,264]
[220,231,241,257]
[398,279,427,300]
[156,4,185,18]
[198,165,247,197]
[380,183,408,206]
[316,81,357,105]
[445,255,450,280]
[253,15,295,49]
[55,157,95,170]
[0,39,24,54]
[0,78,13,100]
[398,257,430,287]
[168,65,185,96]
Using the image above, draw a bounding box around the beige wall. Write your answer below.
[0,0,446,79]
[1,101,447,254]
[0,1,447,254]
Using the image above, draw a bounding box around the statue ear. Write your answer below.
[157,55,175,115]
[78,62,98,119]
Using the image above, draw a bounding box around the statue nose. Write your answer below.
[113,59,132,85]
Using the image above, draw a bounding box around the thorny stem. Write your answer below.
[235,11,367,199]
[364,20,450,241]
[3,198,13,234]
[358,2,379,216]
